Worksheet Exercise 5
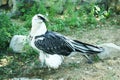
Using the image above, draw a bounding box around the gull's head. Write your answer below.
[30,14,48,37]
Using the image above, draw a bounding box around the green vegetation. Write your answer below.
[22,1,99,32]
[0,13,13,50]
[0,1,107,50]
[0,13,28,50]
[0,1,117,79]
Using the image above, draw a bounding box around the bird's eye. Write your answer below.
[37,15,46,22]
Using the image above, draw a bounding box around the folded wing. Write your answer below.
[34,31,74,56]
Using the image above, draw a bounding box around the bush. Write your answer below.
[18,1,100,32]
[0,14,13,50]
[0,13,28,50]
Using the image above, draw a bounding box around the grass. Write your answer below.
[0,51,38,79]
[0,1,119,79]
[0,16,120,79]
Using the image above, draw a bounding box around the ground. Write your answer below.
[0,15,120,80]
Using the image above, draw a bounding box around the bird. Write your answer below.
[29,14,104,69]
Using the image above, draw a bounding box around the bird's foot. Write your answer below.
[87,59,93,64]
[83,54,93,64]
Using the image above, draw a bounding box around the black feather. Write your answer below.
[34,31,74,56]
[73,40,104,54]
[37,15,46,22]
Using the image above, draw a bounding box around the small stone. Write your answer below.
[11,77,42,80]
[71,57,75,60]
[106,60,116,66]
[76,61,80,63]
[59,78,64,80]
[107,67,113,70]
[94,62,106,70]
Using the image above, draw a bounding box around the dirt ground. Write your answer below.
[0,15,120,80]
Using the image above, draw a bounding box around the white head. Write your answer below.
[30,14,48,37]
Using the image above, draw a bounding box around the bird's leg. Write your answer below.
[83,54,93,64]
[38,52,47,68]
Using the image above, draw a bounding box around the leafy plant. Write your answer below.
[23,43,38,56]
[18,1,102,32]
[0,13,14,50]
[0,13,28,50]
[48,18,66,32]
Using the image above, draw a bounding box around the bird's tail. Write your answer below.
[72,40,104,63]
[72,40,104,54]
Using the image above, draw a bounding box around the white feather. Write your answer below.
[39,51,64,69]
[30,14,64,69]
[38,51,46,67]
[45,54,64,69]
[38,52,64,69]
[30,14,47,37]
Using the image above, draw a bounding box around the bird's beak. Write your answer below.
[44,17,49,22]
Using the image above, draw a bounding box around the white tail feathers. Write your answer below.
[72,40,104,54]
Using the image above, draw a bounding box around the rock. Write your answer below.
[115,1,120,14]
[8,0,12,7]
[11,77,42,80]
[0,0,12,7]
[0,0,7,6]
[9,35,27,53]
[8,0,22,18]
[2,0,7,5]
[97,43,120,59]
[8,0,35,18]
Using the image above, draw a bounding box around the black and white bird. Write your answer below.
[29,14,103,69]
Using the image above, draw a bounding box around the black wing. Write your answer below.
[34,31,74,56]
